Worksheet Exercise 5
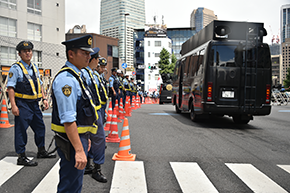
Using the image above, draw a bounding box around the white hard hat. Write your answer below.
[117,69,122,73]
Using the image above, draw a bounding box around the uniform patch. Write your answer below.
[62,85,72,97]
[9,72,13,78]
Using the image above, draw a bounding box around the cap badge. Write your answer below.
[88,37,92,45]
[62,85,72,97]
[23,42,28,47]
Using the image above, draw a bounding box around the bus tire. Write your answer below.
[175,103,181,113]
[190,103,198,122]
[233,115,250,124]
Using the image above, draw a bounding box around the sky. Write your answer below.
[65,0,289,44]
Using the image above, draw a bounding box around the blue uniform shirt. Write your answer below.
[7,60,43,88]
[82,66,100,87]
[109,75,117,88]
[123,78,129,86]
[52,61,83,124]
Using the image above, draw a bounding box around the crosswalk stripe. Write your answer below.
[226,163,287,193]
[110,161,147,193]
[0,156,33,186]
[170,162,219,193]
[31,159,60,193]
[278,165,290,174]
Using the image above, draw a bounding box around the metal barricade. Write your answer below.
[271,89,288,106]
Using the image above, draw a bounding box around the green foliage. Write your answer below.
[158,48,176,75]
[284,68,290,89]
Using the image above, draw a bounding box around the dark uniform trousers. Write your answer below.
[88,111,106,164]
[15,99,45,154]
[57,133,89,193]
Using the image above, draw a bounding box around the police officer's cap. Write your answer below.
[90,47,100,58]
[16,41,33,51]
[111,68,117,72]
[98,57,107,66]
[117,69,122,74]
[61,35,94,52]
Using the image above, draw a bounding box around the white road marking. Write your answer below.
[110,161,147,193]
[226,163,287,193]
[170,162,219,193]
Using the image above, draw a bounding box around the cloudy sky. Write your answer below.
[65,0,289,44]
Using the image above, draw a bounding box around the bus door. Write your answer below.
[213,45,241,107]
[178,59,185,108]
[181,56,191,110]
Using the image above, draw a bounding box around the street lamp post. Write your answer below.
[124,13,129,73]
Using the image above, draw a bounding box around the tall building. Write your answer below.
[0,0,66,76]
[281,4,290,43]
[190,7,217,33]
[100,0,145,70]
[281,4,290,84]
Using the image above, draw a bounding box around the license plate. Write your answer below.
[222,91,234,98]
[167,96,172,99]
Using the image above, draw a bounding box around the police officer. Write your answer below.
[138,89,143,104]
[51,35,97,193]
[123,74,131,105]
[117,69,125,106]
[7,40,55,167]
[130,78,137,103]
[82,48,107,183]
[95,57,108,124]
[109,68,120,109]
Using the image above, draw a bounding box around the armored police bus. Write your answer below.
[172,20,272,124]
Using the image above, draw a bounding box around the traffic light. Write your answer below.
[148,65,151,69]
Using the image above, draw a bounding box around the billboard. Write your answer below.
[145,24,167,37]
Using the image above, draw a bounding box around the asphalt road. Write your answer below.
[0,103,290,193]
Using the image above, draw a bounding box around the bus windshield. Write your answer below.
[210,44,271,68]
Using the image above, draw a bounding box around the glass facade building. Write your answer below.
[190,7,217,33]
[100,0,145,69]
[281,4,290,43]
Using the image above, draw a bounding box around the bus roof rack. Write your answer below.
[181,20,267,56]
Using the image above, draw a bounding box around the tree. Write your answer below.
[158,48,175,75]
[284,68,290,89]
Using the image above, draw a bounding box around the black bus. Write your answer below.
[172,20,272,124]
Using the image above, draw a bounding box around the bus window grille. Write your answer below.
[243,24,258,113]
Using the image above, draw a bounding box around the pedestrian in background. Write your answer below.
[51,35,97,193]
[7,40,55,167]
[109,68,120,109]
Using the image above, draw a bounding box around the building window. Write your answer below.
[27,22,42,41]
[0,46,17,66]
[155,41,161,47]
[108,45,112,56]
[155,53,160,57]
[169,42,172,48]
[155,74,159,80]
[32,50,42,67]
[148,74,151,80]
[0,0,17,9]
[27,0,42,15]
[148,41,150,46]
[148,52,150,57]
[0,17,16,37]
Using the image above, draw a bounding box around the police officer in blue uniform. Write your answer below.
[109,68,120,109]
[82,48,107,183]
[117,70,125,106]
[7,40,55,167]
[51,35,98,193]
[95,58,108,125]
[123,74,131,104]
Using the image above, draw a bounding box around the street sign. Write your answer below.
[132,71,136,75]
[122,63,127,69]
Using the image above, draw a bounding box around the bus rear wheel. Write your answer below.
[232,115,250,124]
[190,103,199,122]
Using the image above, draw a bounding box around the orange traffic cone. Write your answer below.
[112,118,136,161]
[106,108,120,143]
[118,98,125,120]
[124,96,131,117]
[104,113,111,131]
[115,99,122,123]
[108,101,113,118]
[0,99,14,128]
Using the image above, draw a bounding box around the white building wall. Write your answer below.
[144,37,172,93]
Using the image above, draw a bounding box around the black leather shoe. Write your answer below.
[92,164,107,183]
[17,154,38,166]
[37,147,56,158]
[85,164,94,175]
